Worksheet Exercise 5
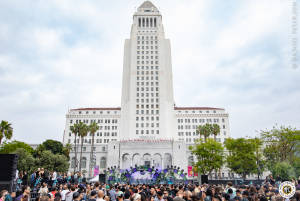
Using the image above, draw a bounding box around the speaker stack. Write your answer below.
[201,175,209,184]
[0,154,18,192]
[99,174,106,184]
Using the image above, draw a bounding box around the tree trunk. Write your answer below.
[243,173,247,180]
[74,134,77,173]
[214,135,216,141]
[197,172,201,184]
[79,137,84,172]
[90,133,95,177]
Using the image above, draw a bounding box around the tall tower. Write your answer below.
[120,1,176,140]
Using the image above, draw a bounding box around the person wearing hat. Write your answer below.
[117,191,124,201]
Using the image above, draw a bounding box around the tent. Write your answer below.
[89,175,99,183]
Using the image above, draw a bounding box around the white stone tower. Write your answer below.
[120,1,176,140]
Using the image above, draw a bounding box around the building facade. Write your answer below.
[63,1,230,179]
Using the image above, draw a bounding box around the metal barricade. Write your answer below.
[30,192,40,201]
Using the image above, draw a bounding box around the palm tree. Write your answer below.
[70,123,80,173]
[0,120,13,144]
[78,123,89,172]
[196,123,212,142]
[211,124,220,141]
[89,122,99,177]
[62,143,72,159]
[196,125,204,139]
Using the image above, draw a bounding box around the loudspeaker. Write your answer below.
[201,175,208,184]
[99,174,106,183]
[0,154,18,192]
[0,154,18,181]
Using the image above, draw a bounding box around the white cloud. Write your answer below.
[0,0,299,143]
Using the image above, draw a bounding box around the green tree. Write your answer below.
[70,123,81,172]
[36,150,69,172]
[62,143,72,160]
[224,138,258,179]
[189,138,224,176]
[196,123,212,142]
[0,120,13,144]
[36,139,64,155]
[250,138,265,179]
[260,125,300,170]
[89,122,99,177]
[211,124,220,141]
[291,156,300,178]
[13,148,36,173]
[78,123,89,172]
[0,140,34,154]
[261,125,300,162]
[271,161,296,181]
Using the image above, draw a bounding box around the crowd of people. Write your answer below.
[16,169,85,189]
[1,170,300,201]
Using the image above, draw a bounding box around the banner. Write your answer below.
[94,165,99,176]
[193,166,198,176]
[188,166,193,177]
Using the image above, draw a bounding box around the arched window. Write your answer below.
[81,157,87,168]
[163,153,172,168]
[143,153,151,167]
[122,154,131,169]
[100,157,106,169]
[132,154,141,167]
[153,153,162,168]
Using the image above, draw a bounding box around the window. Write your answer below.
[71,157,76,168]
[81,157,87,168]
[100,157,106,169]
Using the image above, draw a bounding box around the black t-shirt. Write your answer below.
[89,199,97,201]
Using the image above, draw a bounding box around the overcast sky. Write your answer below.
[0,0,299,144]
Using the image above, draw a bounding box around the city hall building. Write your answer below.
[63,1,230,179]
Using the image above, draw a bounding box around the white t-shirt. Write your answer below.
[61,190,69,201]
[52,172,57,180]
[96,198,105,201]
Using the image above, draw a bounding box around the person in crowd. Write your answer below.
[54,193,62,201]
[89,191,97,201]
[72,192,81,201]
[38,183,49,195]
[96,191,105,201]
[123,192,130,201]
[109,186,116,201]
[0,190,8,201]
[15,186,31,201]
[65,186,75,201]
[61,184,70,201]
